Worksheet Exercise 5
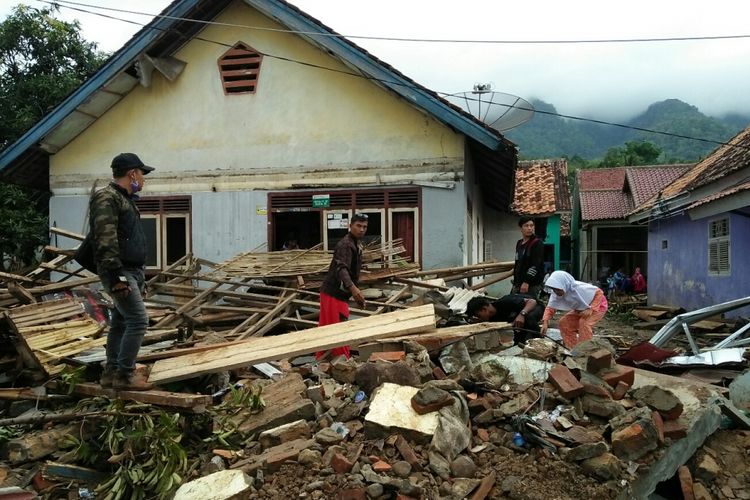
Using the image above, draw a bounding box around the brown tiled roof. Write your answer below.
[580,190,634,221]
[578,164,694,222]
[625,164,693,207]
[512,159,571,215]
[687,179,750,210]
[577,168,626,191]
[633,126,750,215]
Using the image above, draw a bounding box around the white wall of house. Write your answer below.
[481,206,518,296]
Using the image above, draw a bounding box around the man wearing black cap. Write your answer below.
[512,216,544,299]
[89,153,155,391]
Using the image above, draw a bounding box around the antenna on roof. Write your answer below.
[445,83,534,132]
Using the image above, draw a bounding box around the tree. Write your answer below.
[598,140,662,167]
[0,183,48,272]
[0,4,107,149]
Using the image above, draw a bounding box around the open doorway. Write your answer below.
[272,212,321,250]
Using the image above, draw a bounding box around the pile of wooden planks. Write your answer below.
[2,298,104,376]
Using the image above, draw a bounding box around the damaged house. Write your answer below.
[0,0,518,272]
[629,125,750,313]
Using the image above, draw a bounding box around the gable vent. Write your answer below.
[218,42,262,95]
[136,196,191,214]
[387,190,419,206]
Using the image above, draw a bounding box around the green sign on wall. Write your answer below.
[312,194,330,208]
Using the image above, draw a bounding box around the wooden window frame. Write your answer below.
[135,196,192,271]
[267,188,422,261]
[708,217,730,276]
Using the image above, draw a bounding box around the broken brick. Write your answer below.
[587,349,613,373]
[476,428,490,442]
[678,465,695,500]
[612,381,630,401]
[600,364,635,388]
[372,460,392,473]
[395,435,423,472]
[331,453,354,474]
[651,410,665,445]
[338,487,367,500]
[632,385,684,420]
[663,420,688,440]
[583,383,613,399]
[548,364,585,399]
[611,421,659,461]
[432,366,447,380]
[369,351,406,363]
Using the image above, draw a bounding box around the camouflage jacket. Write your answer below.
[89,183,147,277]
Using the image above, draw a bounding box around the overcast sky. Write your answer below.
[2,0,750,123]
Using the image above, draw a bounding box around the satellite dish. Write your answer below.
[445,83,535,132]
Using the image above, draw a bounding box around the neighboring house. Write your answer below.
[0,0,519,273]
[629,126,750,312]
[572,164,691,284]
[510,159,572,274]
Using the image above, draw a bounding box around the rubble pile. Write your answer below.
[0,239,748,499]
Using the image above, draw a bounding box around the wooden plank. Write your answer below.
[148,304,436,384]
[229,373,315,435]
[70,383,211,413]
[236,293,298,340]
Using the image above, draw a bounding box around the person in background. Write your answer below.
[316,213,368,360]
[541,270,608,349]
[512,216,544,298]
[466,294,543,344]
[90,153,155,391]
[282,238,299,250]
[631,267,647,293]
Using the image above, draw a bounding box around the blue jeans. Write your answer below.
[101,268,148,374]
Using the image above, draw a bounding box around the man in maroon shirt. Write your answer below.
[316,213,368,359]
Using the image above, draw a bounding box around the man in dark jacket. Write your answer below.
[466,294,543,344]
[512,216,544,298]
[317,213,368,360]
[90,153,155,391]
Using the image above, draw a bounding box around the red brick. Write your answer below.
[395,435,423,472]
[476,428,490,442]
[265,448,301,471]
[432,366,447,379]
[372,460,392,472]
[548,364,585,399]
[600,364,635,388]
[612,381,630,400]
[396,496,419,500]
[369,351,406,362]
[368,454,381,463]
[331,452,354,474]
[338,488,367,500]
[468,397,492,416]
[32,471,56,492]
[678,465,695,500]
[663,420,688,440]
[651,410,665,445]
[587,349,613,373]
[611,422,658,461]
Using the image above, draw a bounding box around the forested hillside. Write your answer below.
[506,98,749,162]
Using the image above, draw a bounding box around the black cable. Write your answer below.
[35,0,750,153]
[45,0,750,46]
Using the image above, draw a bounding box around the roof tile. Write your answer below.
[512,159,571,215]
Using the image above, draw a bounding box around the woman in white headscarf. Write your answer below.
[541,270,608,348]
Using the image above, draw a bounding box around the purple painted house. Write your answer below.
[629,126,750,313]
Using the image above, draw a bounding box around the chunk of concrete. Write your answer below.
[364,383,439,443]
[173,469,254,500]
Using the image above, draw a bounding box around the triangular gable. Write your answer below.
[0,0,512,184]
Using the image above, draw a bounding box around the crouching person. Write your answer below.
[466,294,543,344]
[541,271,608,349]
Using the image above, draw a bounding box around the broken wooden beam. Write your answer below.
[148,304,436,384]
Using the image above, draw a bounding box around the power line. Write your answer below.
[45,0,750,45]
[34,0,750,152]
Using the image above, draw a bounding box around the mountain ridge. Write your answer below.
[504,98,750,162]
